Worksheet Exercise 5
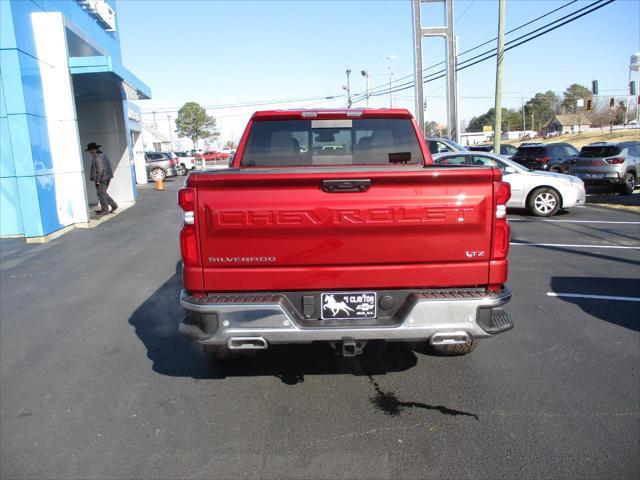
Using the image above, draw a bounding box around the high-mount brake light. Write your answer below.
[300,112,317,118]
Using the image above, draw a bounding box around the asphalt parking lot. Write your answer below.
[1,180,638,480]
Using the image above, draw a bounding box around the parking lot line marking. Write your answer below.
[508,219,640,224]
[547,292,640,302]
[510,242,640,249]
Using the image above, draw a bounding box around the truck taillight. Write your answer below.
[178,187,195,211]
[178,187,199,266]
[180,227,199,266]
[604,157,624,164]
[492,181,511,261]
[495,181,510,218]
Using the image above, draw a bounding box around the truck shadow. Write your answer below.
[128,262,419,383]
[550,276,640,332]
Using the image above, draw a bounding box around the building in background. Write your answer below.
[543,114,593,135]
[1,0,150,242]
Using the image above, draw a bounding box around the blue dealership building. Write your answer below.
[1,0,150,242]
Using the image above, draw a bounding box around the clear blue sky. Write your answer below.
[117,0,640,144]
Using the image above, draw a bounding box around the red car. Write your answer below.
[178,109,512,360]
[202,151,230,161]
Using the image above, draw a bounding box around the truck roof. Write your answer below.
[251,108,414,120]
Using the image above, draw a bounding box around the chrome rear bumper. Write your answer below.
[179,287,512,347]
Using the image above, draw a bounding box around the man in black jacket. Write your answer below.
[87,142,118,215]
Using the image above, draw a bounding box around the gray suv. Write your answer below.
[569,141,640,195]
[145,152,178,182]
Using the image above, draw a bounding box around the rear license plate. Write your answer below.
[321,292,377,320]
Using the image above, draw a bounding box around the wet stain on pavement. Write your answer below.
[368,376,479,420]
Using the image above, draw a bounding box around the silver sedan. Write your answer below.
[432,152,586,217]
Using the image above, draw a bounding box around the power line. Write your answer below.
[355,0,609,101]
[353,0,614,103]
[141,94,346,114]
[352,0,598,102]
[357,0,582,99]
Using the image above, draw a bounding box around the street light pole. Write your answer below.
[167,115,173,151]
[386,55,397,109]
[361,69,370,107]
[152,111,158,148]
[344,68,352,108]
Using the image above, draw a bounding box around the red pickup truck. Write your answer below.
[178,109,512,360]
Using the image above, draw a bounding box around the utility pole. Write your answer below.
[167,115,173,151]
[152,111,157,142]
[531,112,534,133]
[521,98,526,131]
[492,0,506,154]
[344,69,352,108]
[361,70,370,107]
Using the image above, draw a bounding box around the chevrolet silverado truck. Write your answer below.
[178,109,513,360]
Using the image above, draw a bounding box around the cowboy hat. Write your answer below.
[85,142,101,151]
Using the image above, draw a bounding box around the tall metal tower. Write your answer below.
[412,0,458,141]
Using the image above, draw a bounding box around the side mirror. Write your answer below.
[504,166,516,174]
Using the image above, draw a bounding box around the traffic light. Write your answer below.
[586,99,593,111]
[630,81,637,96]
[609,97,615,108]
[591,80,599,95]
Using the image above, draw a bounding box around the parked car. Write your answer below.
[179,109,513,360]
[202,151,230,161]
[174,151,197,175]
[145,151,177,181]
[468,143,518,156]
[433,151,586,217]
[568,141,640,195]
[511,143,579,173]
[426,137,467,154]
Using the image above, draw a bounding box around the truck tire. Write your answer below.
[528,188,560,217]
[176,164,187,176]
[620,172,636,195]
[426,338,477,356]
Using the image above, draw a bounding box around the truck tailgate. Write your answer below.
[194,167,496,291]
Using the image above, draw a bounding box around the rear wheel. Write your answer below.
[528,188,560,217]
[150,168,166,182]
[425,338,477,356]
[620,172,636,195]
[176,164,187,176]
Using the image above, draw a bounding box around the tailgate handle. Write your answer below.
[322,179,371,193]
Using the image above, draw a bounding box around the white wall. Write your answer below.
[76,100,136,206]
[32,12,89,225]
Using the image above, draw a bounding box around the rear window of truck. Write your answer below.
[241,118,425,167]
[579,146,622,158]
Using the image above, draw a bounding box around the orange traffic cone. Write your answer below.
[155,178,164,191]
